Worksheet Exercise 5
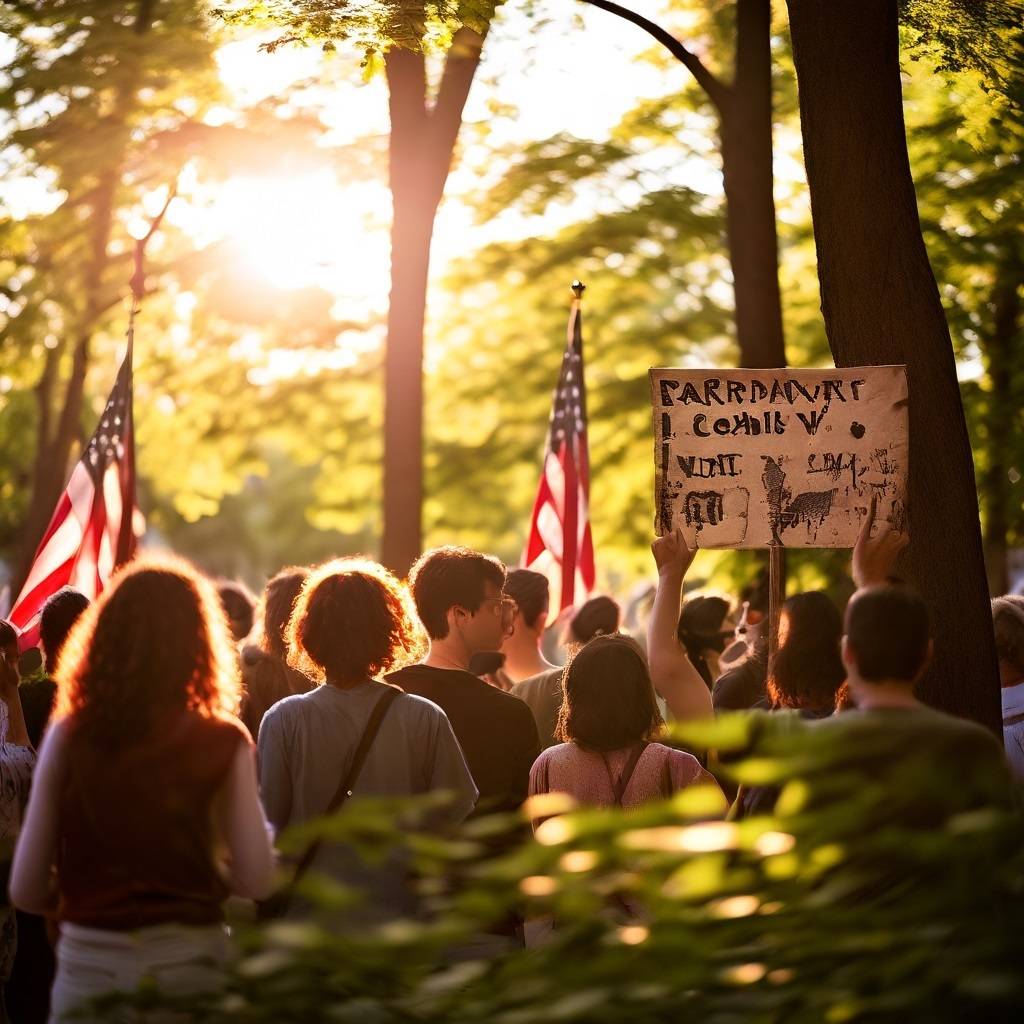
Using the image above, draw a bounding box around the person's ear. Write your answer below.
[841,634,854,669]
[913,638,934,684]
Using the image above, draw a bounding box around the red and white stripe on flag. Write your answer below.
[8,350,139,651]
[523,292,596,622]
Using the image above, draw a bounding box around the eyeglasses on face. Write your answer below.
[480,596,518,618]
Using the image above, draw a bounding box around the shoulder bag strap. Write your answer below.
[288,686,401,890]
[602,743,648,807]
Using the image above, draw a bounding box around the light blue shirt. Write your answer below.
[1000,681,1024,783]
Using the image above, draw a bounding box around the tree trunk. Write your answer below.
[787,0,1001,732]
[720,0,786,369]
[981,255,1022,597]
[381,31,484,574]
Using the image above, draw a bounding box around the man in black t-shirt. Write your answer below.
[388,547,540,816]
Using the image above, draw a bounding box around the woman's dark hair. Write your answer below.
[677,595,731,687]
[40,587,90,671]
[55,557,240,747]
[569,596,621,644]
[767,591,845,711]
[217,580,256,642]
[259,567,309,661]
[555,633,664,752]
[287,558,425,685]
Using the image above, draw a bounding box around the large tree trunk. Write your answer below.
[381,30,484,574]
[981,256,1023,597]
[787,0,1001,732]
[720,0,786,368]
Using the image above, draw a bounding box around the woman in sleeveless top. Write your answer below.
[529,634,719,818]
[10,557,276,1023]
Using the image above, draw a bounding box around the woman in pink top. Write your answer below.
[528,633,718,816]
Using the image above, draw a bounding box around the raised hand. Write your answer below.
[651,526,697,578]
[852,492,909,587]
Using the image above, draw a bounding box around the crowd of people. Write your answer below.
[0,497,1017,1021]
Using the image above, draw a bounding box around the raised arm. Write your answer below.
[647,529,714,721]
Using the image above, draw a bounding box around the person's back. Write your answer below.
[58,710,243,930]
[387,547,539,815]
[513,666,563,750]
[527,635,719,820]
[257,558,477,927]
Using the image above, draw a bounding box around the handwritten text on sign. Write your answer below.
[649,366,908,548]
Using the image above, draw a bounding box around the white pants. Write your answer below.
[49,922,230,1023]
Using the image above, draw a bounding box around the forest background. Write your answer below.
[0,0,1020,605]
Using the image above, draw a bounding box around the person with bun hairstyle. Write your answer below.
[10,557,276,1023]
[258,558,477,926]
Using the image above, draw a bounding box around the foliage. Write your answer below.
[98,712,1024,1022]
[213,0,501,58]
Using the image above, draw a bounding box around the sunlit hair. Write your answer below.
[556,633,664,752]
[54,556,241,747]
[286,558,425,686]
[257,566,309,661]
[767,591,845,711]
[0,619,16,650]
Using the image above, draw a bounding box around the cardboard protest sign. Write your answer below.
[650,366,908,548]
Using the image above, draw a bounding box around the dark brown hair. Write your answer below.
[217,579,256,641]
[40,586,90,672]
[259,567,309,661]
[845,584,930,683]
[569,595,621,644]
[287,558,425,685]
[767,591,845,711]
[0,619,16,650]
[505,569,549,630]
[408,546,506,640]
[54,557,240,747]
[555,633,664,752]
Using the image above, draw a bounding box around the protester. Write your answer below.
[387,547,540,816]
[503,571,562,749]
[713,579,769,711]
[19,587,90,749]
[502,570,556,683]
[10,558,275,1023]
[258,558,477,926]
[763,591,845,716]
[528,633,719,817]
[677,594,734,689]
[0,620,33,1024]
[990,594,1024,782]
[239,566,315,737]
[732,591,845,819]
[217,579,256,644]
[566,595,620,646]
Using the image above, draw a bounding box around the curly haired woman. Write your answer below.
[257,558,477,928]
[10,558,275,1023]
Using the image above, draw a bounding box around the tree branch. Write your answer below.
[577,0,728,110]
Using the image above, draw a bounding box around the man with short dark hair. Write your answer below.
[388,547,540,815]
[502,570,562,748]
[804,499,1012,826]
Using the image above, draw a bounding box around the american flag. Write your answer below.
[523,282,596,619]
[9,345,139,651]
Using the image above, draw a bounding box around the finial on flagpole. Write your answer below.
[571,280,586,299]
